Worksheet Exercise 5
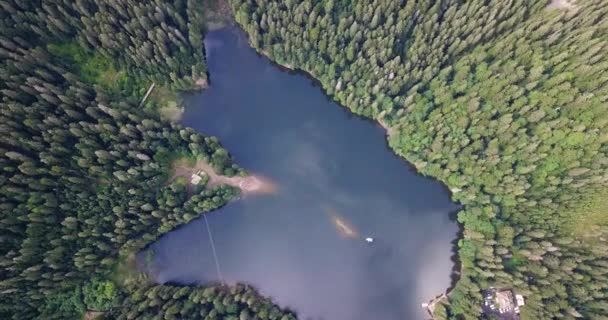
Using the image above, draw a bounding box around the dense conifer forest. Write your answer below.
[229,0,608,319]
[2,0,607,319]
[0,1,294,319]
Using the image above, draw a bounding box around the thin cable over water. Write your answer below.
[203,214,224,284]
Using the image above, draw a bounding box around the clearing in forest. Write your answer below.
[170,157,277,195]
[568,190,608,241]
[84,311,104,320]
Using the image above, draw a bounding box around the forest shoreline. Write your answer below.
[239,26,464,310]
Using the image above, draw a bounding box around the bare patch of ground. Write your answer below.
[195,77,209,89]
[203,0,235,30]
[158,101,184,122]
[547,0,578,10]
[260,50,294,70]
[171,158,277,195]
[84,311,104,320]
[423,293,448,319]
[145,85,184,122]
[378,118,396,137]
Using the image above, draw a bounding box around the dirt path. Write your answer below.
[84,311,104,320]
[171,158,276,195]
[423,294,448,319]
[378,118,396,137]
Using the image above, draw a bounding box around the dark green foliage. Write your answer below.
[231,0,608,319]
[105,280,297,320]
[0,1,293,320]
[0,0,208,91]
[4,0,607,319]
[40,287,86,320]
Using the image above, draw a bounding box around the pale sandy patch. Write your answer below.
[84,311,104,320]
[260,50,294,70]
[378,118,396,137]
[195,77,208,89]
[548,0,578,10]
[159,101,184,122]
[171,158,277,195]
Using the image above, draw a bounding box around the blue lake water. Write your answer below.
[141,27,459,320]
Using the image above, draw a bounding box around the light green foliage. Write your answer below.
[47,42,126,89]
[566,189,608,238]
[83,278,118,311]
[46,41,171,106]
[231,0,608,318]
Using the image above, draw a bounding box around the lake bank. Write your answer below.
[248,27,464,309]
[141,27,459,320]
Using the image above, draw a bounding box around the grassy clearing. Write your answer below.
[173,176,188,186]
[169,152,199,176]
[47,42,128,91]
[568,189,608,239]
[145,85,184,122]
[171,153,199,170]
[48,42,185,121]
[155,150,198,180]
